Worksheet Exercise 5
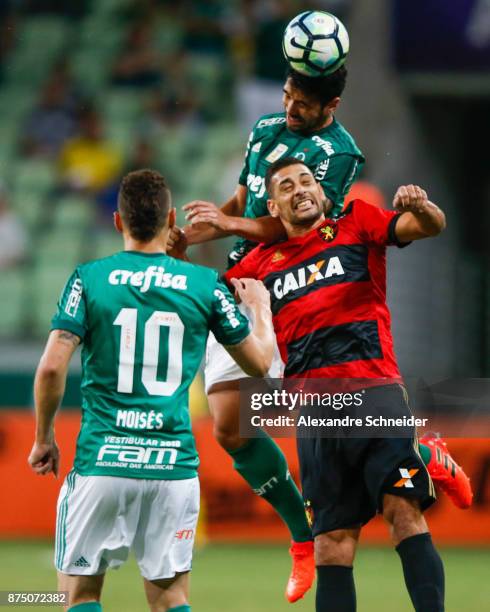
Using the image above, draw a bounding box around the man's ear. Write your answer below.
[113,211,123,233]
[267,199,279,218]
[168,207,176,228]
[325,96,341,113]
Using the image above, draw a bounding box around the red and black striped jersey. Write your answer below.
[224,200,409,380]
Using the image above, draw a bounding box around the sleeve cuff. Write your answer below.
[388,214,412,248]
[51,318,86,340]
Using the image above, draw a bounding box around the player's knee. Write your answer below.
[212,419,243,451]
[382,494,428,545]
[314,530,357,566]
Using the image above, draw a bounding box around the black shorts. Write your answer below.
[297,384,436,536]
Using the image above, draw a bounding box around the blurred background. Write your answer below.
[0,0,489,610]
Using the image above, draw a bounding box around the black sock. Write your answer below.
[316,565,356,612]
[396,533,445,611]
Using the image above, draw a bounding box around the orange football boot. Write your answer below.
[286,540,315,603]
[421,432,473,509]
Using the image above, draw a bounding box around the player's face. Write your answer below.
[283,79,329,132]
[268,164,324,227]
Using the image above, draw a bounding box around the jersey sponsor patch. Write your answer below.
[314,159,330,181]
[214,288,241,329]
[257,117,287,128]
[65,278,83,317]
[108,265,187,293]
[312,135,335,156]
[265,143,289,163]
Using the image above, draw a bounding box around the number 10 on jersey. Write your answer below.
[113,308,184,396]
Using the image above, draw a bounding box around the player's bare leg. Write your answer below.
[143,572,190,612]
[383,494,445,611]
[314,528,360,611]
[208,382,315,602]
[58,572,104,611]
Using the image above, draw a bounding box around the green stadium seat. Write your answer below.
[93,230,124,260]
[0,269,27,336]
[13,160,56,195]
[37,230,83,262]
[102,89,146,121]
[53,195,95,229]
[31,262,76,337]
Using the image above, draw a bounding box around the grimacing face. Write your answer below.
[283,78,330,133]
[268,164,324,227]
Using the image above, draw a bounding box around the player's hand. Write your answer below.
[183,201,233,232]
[393,185,429,214]
[28,440,60,477]
[230,278,271,310]
[167,225,188,259]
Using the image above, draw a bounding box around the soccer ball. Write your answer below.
[282,11,349,77]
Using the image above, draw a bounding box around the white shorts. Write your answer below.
[205,305,284,393]
[55,472,199,581]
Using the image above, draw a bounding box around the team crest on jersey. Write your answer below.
[271,250,285,263]
[318,221,338,243]
[304,500,314,528]
[266,143,288,163]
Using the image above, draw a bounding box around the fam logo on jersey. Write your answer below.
[246,173,267,198]
[272,256,345,299]
[304,500,314,529]
[266,143,289,163]
[97,443,178,469]
[318,220,338,243]
[257,117,286,129]
[65,278,83,317]
[252,142,262,153]
[394,467,419,488]
[108,266,187,293]
[314,159,330,181]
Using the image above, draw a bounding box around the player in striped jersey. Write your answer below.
[223,157,446,611]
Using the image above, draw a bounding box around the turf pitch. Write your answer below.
[0,542,489,611]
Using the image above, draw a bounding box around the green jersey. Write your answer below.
[52,251,249,480]
[229,112,364,267]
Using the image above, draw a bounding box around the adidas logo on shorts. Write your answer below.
[74,556,90,568]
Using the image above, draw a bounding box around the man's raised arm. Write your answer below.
[393,185,446,242]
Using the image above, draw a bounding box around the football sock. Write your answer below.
[316,565,356,611]
[229,432,312,542]
[419,443,432,465]
[396,533,445,611]
[68,603,102,612]
[168,606,191,612]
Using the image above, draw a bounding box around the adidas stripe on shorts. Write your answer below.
[55,472,199,580]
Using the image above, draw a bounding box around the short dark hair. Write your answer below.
[118,169,170,241]
[286,65,347,106]
[265,156,313,194]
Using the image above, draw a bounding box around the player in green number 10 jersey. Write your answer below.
[28,169,274,612]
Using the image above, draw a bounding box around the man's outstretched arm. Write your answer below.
[183,200,287,244]
[28,329,80,477]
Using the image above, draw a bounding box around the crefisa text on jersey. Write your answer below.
[108,265,188,293]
